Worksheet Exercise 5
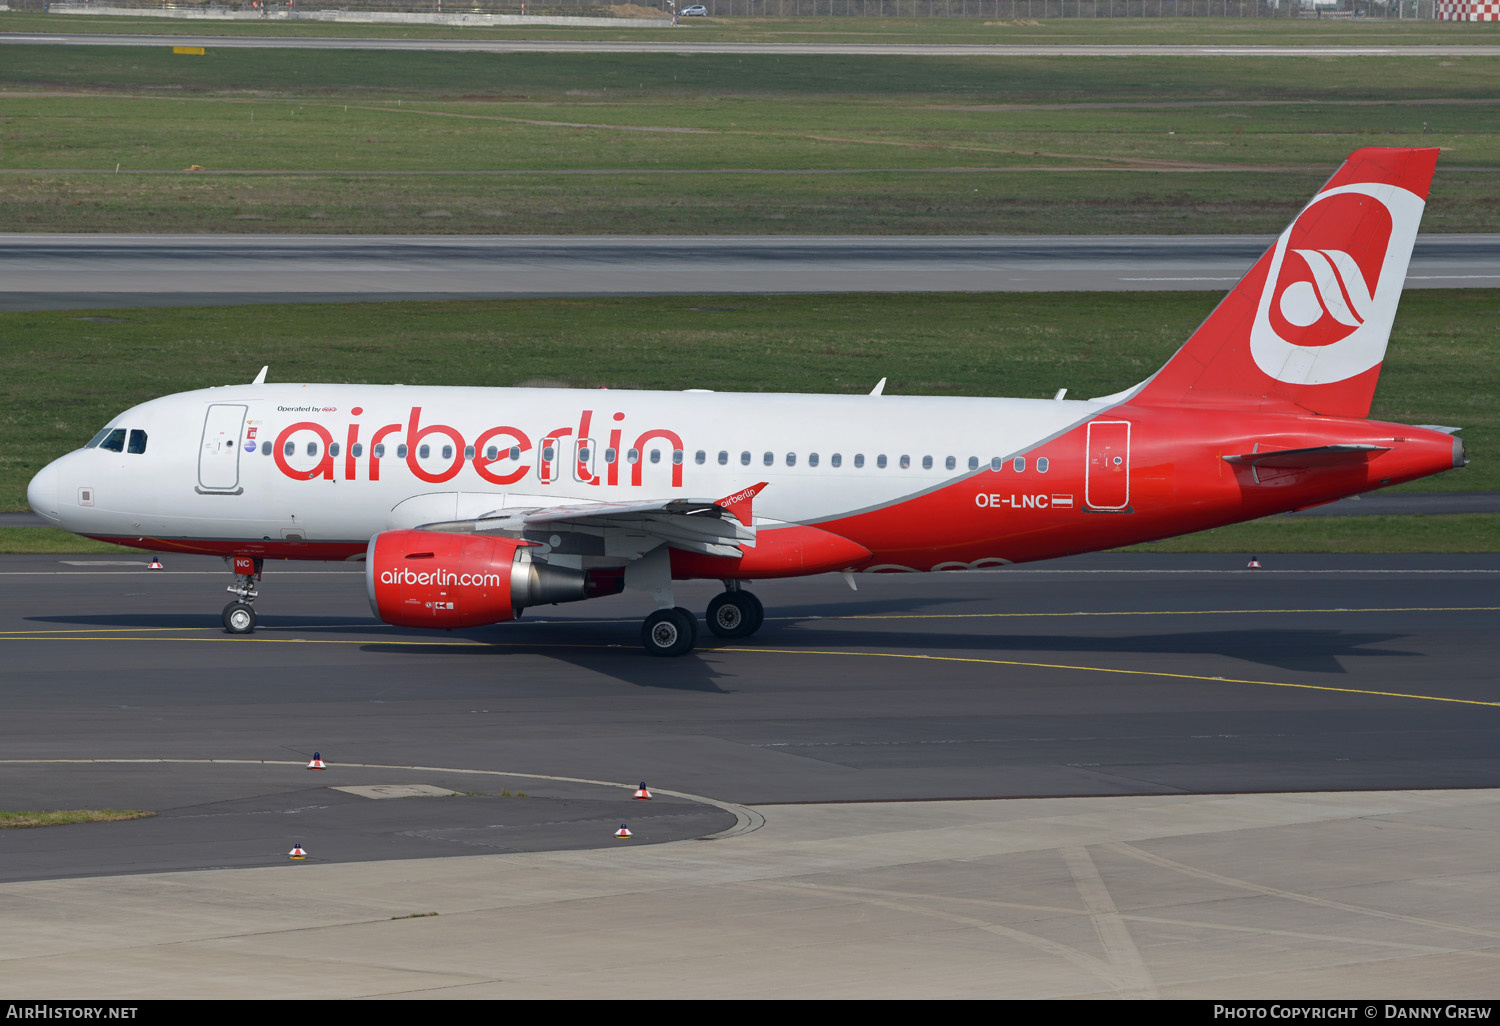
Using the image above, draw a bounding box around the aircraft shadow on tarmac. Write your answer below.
[31,604,1420,679]
[770,624,1421,675]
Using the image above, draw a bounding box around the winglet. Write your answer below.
[252,366,268,385]
[714,481,768,527]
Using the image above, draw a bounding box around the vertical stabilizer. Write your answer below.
[1126,148,1438,419]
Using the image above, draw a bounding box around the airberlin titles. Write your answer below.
[267,406,684,490]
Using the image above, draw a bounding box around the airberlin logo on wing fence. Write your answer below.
[271,406,685,489]
[380,567,505,589]
[1250,182,1425,387]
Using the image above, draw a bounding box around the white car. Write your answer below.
[680,4,708,14]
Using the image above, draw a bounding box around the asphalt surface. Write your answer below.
[4,551,1497,883]
[4,233,1500,310]
[8,33,1500,56]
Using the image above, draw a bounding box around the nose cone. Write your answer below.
[27,458,61,525]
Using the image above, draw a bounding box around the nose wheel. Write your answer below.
[222,555,263,635]
[222,601,256,634]
[705,589,764,639]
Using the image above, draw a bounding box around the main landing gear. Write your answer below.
[222,556,263,635]
[639,583,765,657]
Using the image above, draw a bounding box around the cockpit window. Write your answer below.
[127,430,147,455]
[98,428,126,453]
[85,426,115,449]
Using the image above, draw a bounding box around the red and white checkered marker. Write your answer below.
[289,844,307,859]
[1247,556,1261,569]
[1437,0,1499,20]
[633,783,652,800]
[307,752,326,770]
[615,824,632,839]
[147,557,163,570]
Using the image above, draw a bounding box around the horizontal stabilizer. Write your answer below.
[1222,443,1390,470]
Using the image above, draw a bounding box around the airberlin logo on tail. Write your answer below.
[1277,247,1376,337]
[1250,183,1424,387]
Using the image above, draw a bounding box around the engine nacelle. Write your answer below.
[366,529,591,629]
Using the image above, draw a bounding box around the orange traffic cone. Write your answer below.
[307,752,326,770]
[633,782,652,800]
[148,557,164,570]
[615,824,632,840]
[1247,556,1261,569]
[289,844,307,859]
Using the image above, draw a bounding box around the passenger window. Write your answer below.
[969,456,979,471]
[418,444,429,459]
[99,429,126,453]
[509,446,521,461]
[831,453,842,468]
[541,445,554,462]
[854,454,865,468]
[329,442,340,458]
[352,443,364,458]
[486,446,498,460]
[262,443,273,456]
[1013,457,1026,473]
[374,443,386,459]
[579,446,591,461]
[441,445,453,460]
[741,451,751,466]
[464,445,475,459]
[673,449,684,465]
[809,453,819,468]
[307,442,319,457]
[605,447,617,464]
[128,430,148,455]
[650,449,661,464]
[628,449,640,464]
[877,455,888,469]
[763,452,774,467]
[397,444,408,459]
[718,451,729,466]
[1038,457,1049,473]
[786,452,796,467]
[695,450,706,465]
[945,456,955,470]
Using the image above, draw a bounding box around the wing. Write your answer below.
[415,484,768,564]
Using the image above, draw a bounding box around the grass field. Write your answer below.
[4,289,1492,511]
[4,46,1500,233]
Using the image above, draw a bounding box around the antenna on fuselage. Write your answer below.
[1054,388,1067,401]
[252,366,268,385]
[869,377,886,396]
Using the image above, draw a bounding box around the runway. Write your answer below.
[9,32,1500,57]
[4,551,1497,878]
[4,550,1499,996]
[6,233,1500,310]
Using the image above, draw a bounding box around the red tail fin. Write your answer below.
[1125,148,1438,419]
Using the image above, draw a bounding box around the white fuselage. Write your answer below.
[30,383,1101,552]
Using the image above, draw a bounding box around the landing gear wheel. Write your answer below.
[706,591,764,639]
[642,607,697,657]
[222,601,256,635]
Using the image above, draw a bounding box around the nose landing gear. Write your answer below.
[222,555,263,634]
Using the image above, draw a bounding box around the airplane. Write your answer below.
[26,147,1467,657]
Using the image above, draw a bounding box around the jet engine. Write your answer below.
[366,529,594,629]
